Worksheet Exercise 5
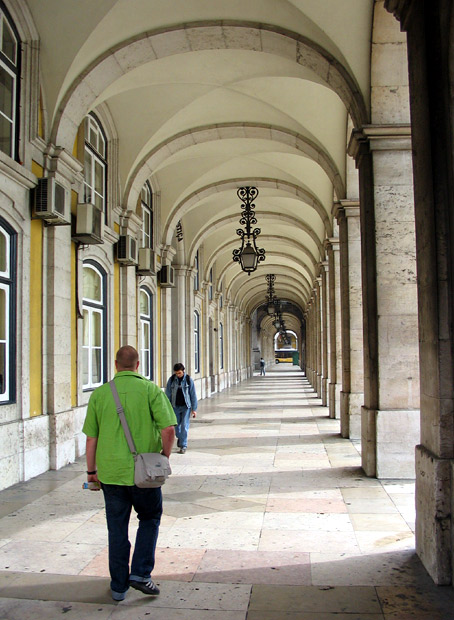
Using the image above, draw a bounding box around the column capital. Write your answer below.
[325,237,340,251]
[340,200,360,219]
[173,265,189,276]
[161,245,177,263]
[348,125,411,164]
[384,0,414,31]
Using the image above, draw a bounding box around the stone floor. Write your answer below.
[1,365,453,619]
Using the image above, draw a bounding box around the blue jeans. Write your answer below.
[101,484,162,594]
[174,405,191,448]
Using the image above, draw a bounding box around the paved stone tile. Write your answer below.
[0,598,114,619]
[345,498,399,514]
[311,550,434,586]
[350,513,411,531]
[262,512,353,532]
[342,487,389,499]
[174,510,264,530]
[112,609,246,620]
[247,613,383,620]
[258,529,360,553]
[0,571,114,604]
[377,584,454,618]
[355,531,415,554]
[249,584,382,614]
[151,548,206,581]
[0,540,106,574]
[158,525,260,550]
[265,498,348,513]
[193,550,311,585]
[121,581,251,611]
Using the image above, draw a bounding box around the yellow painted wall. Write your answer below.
[114,222,120,355]
[30,161,43,417]
[70,189,78,407]
[157,285,161,384]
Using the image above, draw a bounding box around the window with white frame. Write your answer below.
[194,250,199,291]
[194,310,200,373]
[141,182,153,248]
[139,287,153,380]
[219,322,224,370]
[82,261,106,390]
[0,220,15,402]
[208,267,213,301]
[84,114,106,215]
[0,5,19,159]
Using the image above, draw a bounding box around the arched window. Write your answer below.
[0,219,15,402]
[82,261,106,390]
[141,182,153,249]
[139,287,153,380]
[219,322,224,370]
[194,310,200,373]
[84,114,107,216]
[0,5,19,160]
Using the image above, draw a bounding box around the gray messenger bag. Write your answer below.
[109,380,172,488]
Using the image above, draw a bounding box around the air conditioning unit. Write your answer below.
[74,202,103,244]
[137,248,157,275]
[32,177,71,225]
[159,265,175,287]
[117,234,138,265]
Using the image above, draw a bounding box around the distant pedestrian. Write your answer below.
[260,357,266,376]
[165,363,198,453]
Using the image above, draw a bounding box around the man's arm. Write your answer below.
[161,425,175,457]
[86,436,100,489]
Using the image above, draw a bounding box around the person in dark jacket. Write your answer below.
[165,362,197,453]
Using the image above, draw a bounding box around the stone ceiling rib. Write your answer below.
[123,123,345,207]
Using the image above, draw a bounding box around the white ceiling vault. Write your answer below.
[27,0,374,320]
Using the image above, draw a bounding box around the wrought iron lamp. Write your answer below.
[232,187,266,275]
[265,274,277,315]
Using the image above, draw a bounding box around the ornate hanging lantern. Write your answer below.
[232,187,266,275]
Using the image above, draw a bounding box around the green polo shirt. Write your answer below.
[82,371,177,485]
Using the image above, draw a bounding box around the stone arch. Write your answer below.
[189,210,324,266]
[124,123,346,209]
[164,178,332,249]
[194,234,318,279]
[51,22,368,151]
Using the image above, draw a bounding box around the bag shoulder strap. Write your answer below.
[109,379,137,455]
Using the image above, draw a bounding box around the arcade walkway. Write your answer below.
[0,365,453,619]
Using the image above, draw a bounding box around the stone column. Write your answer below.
[349,126,419,478]
[159,246,176,385]
[326,238,342,419]
[174,265,188,365]
[335,202,364,439]
[385,0,454,583]
[186,268,196,375]
[320,263,329,407]
[308,298,316,387]
[314,280,322,398]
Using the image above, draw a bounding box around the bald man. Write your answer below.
[83,345,177,601]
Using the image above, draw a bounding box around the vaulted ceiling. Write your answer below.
[26,0,374,320]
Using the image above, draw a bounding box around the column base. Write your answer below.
[415,445,452,585]
[316,373,322,398]
[321,377,328,407]
[361,407,419,478]
[328,382,341,419]
[340,391,362,439]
